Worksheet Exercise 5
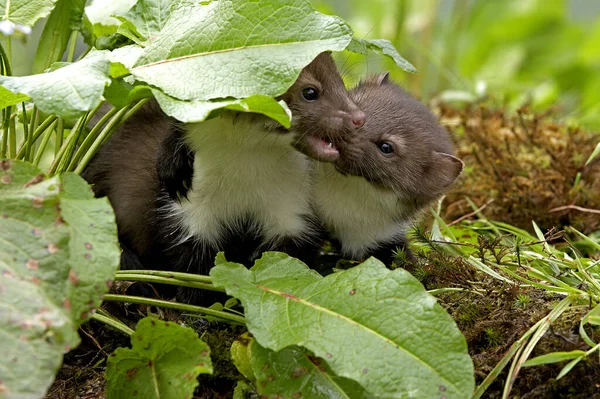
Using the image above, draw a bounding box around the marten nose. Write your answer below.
[352,111,366,128]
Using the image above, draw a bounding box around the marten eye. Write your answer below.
[301,87,319,101]
[378,142,394,155]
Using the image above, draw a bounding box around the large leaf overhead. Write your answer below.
[132,0,354,101]
[0,0,58,27]
[0,51,110,120]
[153,90,292,126]
[211,253,475,398]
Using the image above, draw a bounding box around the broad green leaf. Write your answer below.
[59,172,120,322]
[132,0,353,101]
[523,350,586,367]
[0,0,58,27]
[0,51,111,120]
[211,253,475,398]
[0,160,119,399]
[347,37,416,73]
[106,316,213,399]
[0,85,28,110]
[32,0,86,74]
[251,341,373,399]
[153,90,292,126]
[121,0,172,40]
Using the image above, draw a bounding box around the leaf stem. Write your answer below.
[16,115,56,159]
[74,99,149,174]
[55,118,63,156]
[91,313,134,336]
[48,116,85,174]
[67,106,118,171]
[114,269,213,284]
[4,36,11,70]
[28,106,40,149]
[21,102,30,161]
[114,273,225,292]
[66,31,79,63]
[73,106,129,174]
[8,113,16,157]
[0,41,11,158]
[32,119,59,166]
[103,294,246,325]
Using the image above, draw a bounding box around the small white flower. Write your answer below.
[16,24,32,35]
[0,20,32,36]
[0,20,16,35]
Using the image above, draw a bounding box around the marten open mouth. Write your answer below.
[299,135,340,162]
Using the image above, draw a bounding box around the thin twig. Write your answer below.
[448,199,494,226]
[549,205,600,215]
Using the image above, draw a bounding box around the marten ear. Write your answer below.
[375,72,390,85]
[431,152,464,188]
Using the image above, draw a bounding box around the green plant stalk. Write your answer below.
[32,120,59,166]
[114,274,225,293]
[66,31,79,63]
[55,118,63,156]
[0,39,11,76]
[502,295,575,399]
[114,269,213,284]
[103,294,246,325]
[28,107,40,154]
[20,103,30,161]
[74,99,149,174]
[8,114,16,157]
[73,106,130,174]
[67,107,119,171]
[91,313,134,336]
[57,123,85,173]
[16,115,58,159]
[4,36,11,69]
[84,101,105,126]
[0,123,6,158]
[48,116,85,174]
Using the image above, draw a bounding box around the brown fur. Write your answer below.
[83,101,173,254]
[335,73,464,211]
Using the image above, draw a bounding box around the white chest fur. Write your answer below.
[313,163,409,259]
[166,114,315,248]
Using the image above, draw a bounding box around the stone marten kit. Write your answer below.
[83,54,462,304]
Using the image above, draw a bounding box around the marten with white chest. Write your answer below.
[312,73,464,264]
[83,53,365,304]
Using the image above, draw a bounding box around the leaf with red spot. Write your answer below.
[0,159,119,398]
[106,316,213,399]
[211,252,475,398]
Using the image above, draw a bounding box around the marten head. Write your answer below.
[276,52,365,162]
[334,73,464,207]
